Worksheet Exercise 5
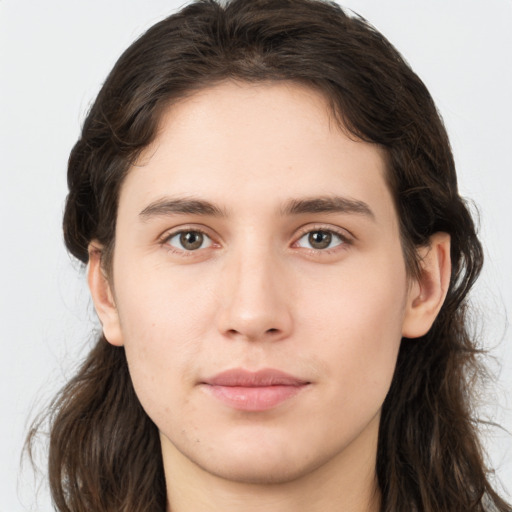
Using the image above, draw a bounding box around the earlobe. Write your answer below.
[87,242,124,346]
[402,233,451,339]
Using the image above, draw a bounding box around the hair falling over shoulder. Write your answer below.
[26,1,511,511]
[27,341,166,512]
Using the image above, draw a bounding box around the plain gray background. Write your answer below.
[1,0,511,510]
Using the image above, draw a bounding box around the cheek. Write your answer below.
[115,257,219,340]
[113,265,219,410]
[299,252,407,406]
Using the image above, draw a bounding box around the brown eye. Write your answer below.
[167,230,212,251]
[296,229,345,251]
[308,231,332,249]
[180,231,203,250]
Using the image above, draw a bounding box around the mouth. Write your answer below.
[200,368,311,412]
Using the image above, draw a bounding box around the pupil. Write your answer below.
[309,231,331,249]
[180,231,203,250]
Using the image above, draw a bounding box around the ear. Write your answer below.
[402,233,451,338]
[87,242,124,346]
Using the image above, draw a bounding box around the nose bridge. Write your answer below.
[217,236,292,341]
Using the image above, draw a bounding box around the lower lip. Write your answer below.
[205,384,307,411]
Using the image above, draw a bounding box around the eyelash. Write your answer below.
[293,225,353,255]
[159,225,353,256]
[160,226,217,257]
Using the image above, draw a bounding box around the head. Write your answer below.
[49,1,507,511]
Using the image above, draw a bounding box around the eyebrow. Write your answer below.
[139,197,226,219]
[280,196,375,219]
[138,195,375,221]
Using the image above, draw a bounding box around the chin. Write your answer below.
[199,455,322,486]
[185,433,333,486]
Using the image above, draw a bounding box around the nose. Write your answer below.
[216,247,293,343]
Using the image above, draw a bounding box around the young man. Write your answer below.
[27,1,511,510]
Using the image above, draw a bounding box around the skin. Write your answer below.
[89,81,451,512]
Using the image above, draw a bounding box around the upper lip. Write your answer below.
[202,368,309,387]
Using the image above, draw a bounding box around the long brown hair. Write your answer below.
[27,1,511,510]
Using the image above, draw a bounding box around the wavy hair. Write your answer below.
[27,1,511,510]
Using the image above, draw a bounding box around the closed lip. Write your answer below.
[200,368,311,411]
[201,368,310,387]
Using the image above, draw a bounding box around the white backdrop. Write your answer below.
[1,0,511,510]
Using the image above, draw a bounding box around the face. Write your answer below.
[97,81,422,485]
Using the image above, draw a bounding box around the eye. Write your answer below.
[166,230,213,251]
[296,229,346,251]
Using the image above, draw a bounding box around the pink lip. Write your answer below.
[201,369,310,412]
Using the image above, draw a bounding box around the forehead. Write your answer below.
[120,80,394,225]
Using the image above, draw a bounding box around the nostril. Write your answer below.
[226,327,281,336]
